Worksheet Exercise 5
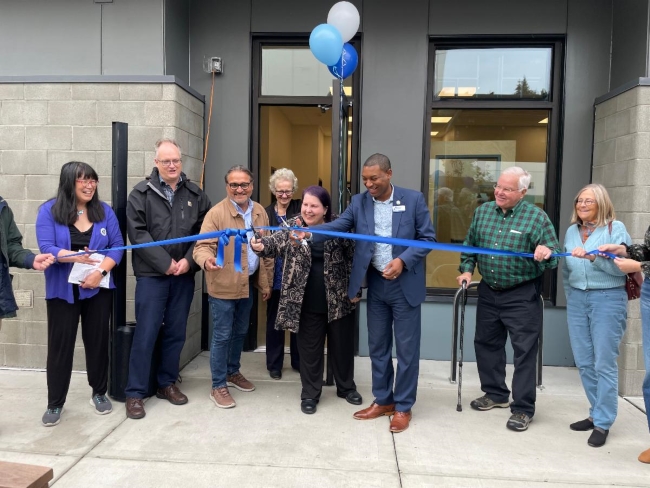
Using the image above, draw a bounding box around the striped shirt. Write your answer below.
[459,199,559,290]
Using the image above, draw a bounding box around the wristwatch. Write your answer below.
[98,269,108,277]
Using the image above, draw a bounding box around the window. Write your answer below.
[434,47,552,100]
[261,46,352,97]
[424,41,563,298]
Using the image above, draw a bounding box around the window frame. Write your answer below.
[422,37,565,302]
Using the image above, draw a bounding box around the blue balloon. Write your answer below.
[309,24,344,66]
[328,43,358,80]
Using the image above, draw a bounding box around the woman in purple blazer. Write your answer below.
[36,162,124,427]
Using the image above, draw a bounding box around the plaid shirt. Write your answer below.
[459,199,559,290]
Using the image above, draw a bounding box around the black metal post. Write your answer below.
[108,122,129,401]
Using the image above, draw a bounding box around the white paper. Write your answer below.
[67,253,110,288]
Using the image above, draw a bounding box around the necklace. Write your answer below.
[77,209,84,216]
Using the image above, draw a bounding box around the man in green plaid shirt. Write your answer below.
[457,167,559,432]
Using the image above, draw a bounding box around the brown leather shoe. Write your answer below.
[353,402,396,420]
[639,447,650,464]
[210,387,236,409]
[125,397,145,419]
[156,384,188,405]
[389,411,412,433]
[227,372,255,392]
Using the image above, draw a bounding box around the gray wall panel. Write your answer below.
[557,0,613,307]
[360,0,430,189]
[0,0,101,75]
[101,0,164,75]
[429,0,568,35]
[189,0,252,205]
[251,0,362,33]
[165,0,190,83]
[611,0,649,88]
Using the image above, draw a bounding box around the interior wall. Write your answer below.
[267,108,293,207]
[291,126,321,191]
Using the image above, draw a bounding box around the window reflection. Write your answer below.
[434,47,552,100]
[427,109,550,289]
[261,47,353,97]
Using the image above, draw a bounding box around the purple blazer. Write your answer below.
[36,200,124,304]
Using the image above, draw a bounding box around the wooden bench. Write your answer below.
[0,461,53,488]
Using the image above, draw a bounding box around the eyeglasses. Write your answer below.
[228,182,252,190]
[76,179,98,187]
[493,184,522,194]
[275,190,293,196]
[576,199,596,206]
[156,159,182,167]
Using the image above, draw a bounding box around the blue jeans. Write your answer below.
[566,286,627,430]
[209,282,254,389]
[640,279,650,432]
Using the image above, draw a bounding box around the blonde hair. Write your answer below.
[269,168,298,193]
[570,183,616,227]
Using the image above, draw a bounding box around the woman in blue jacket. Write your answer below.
[562,183,630,448]
[36,162,124,427]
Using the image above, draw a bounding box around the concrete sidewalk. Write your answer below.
[0,352,648,487]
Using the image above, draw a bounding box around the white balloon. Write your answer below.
[327,1,360,43]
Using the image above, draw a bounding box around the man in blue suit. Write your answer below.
[298,153,436,433]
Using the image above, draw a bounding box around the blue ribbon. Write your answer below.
[58,225,620,270]
[216,229,249,272]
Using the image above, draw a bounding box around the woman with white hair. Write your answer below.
[264,168,301,379]
[563,183,630,448]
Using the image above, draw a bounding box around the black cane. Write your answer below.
[456,280,468,412]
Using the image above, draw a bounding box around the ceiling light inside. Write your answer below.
[348,116,352,122]
[431,116,452,123]
[458,87,477,97]
[430,131,439,136]
[538,117,548,124]
[438,87,455,97]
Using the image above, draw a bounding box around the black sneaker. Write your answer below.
[588,428,609,447]
[507,412,532,432]
[470,395,510,411]
[570,418,594,431]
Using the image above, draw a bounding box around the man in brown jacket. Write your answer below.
[193,166,274,409]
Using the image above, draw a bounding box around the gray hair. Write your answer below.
[363,153,391,172]
[269,168,298,193]
[501,166,531,190]
[154,138,182,158]
[224,165,254,183]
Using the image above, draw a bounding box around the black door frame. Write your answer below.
[247,36,362,351]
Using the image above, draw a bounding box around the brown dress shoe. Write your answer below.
[156,384,188,405]
[389,411,412,433]
[126,397,145,419]
[639,447,650,464]
[353,402,396,420]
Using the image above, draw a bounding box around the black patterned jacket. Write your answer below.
[627,225,650,277]
[256,216,356,332]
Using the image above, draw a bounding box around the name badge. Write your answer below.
[393,205,405,213]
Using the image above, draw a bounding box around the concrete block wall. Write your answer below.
[0,82,205,373]
[593,85,650,395]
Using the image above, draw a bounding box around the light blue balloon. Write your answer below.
[309,24,344,66]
